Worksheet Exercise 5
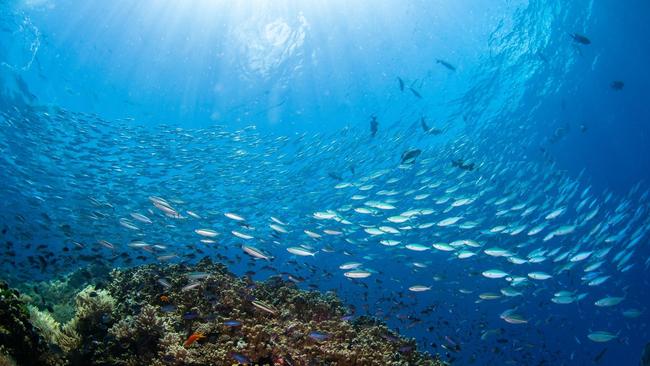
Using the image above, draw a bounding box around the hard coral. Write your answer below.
[101,258,444,365]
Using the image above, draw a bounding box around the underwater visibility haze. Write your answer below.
[1,0,650,365]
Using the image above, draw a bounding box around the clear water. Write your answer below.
[1,0,649,364]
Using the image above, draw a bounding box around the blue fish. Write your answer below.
[160,304,177,313]
[224,319,242,327]
[182,311,199,320]
[308,331,330,341]
[230,352,251,365]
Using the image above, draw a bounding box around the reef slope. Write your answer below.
[1,258,444,365]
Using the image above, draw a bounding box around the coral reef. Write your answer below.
[18,263,110,323]
[0,282,63,366]
[2,259,446,365]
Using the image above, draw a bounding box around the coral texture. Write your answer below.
[2,259,446,365]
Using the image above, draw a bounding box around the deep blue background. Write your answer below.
[1,0,649,365]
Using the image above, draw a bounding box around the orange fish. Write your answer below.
[183,332,205,348]
[160,295,169,302]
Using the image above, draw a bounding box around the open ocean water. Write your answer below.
[1,1,649,365]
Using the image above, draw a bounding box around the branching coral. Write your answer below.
[27,305,82,354]
[27,305,61,346]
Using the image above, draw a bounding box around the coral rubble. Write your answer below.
[1,259,446,365]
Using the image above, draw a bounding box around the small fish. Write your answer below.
[130,212,152,224]
[160,304,177,312]
[482,269,508,279]
[344,269,372,279]
[400,149,421,164]
[287,247,317,256]
[308,331,331,341]
[183,332,205,347]
[223,319,242,327]
[528,272,552,280]
[569,251,593,262]
[339,262,362,270]
[405,243,429,251]
[570,33,591,45]
[500,309,528,324]
[224,212,245,221]
[587,331,617,343]
[182,311,199,320]
[251,300,277,315]
[195,228,218,237]
[181,283,201,292]
[232,230,253,240]
[622,308,643,318]
[594,296,624,307]
[408,87,422,99]
[408,285,431,292]
[242,245,272,260]
[157,278,172,289]
[479,293,501,300]
[436,59,456,71]
[610,80,624,90]
[231,352,251,365]
[432,242,455,252]
[437,216,462,227]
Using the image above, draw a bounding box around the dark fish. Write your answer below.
[161,304,177,312]
[400,149,421,164]
[570,33,591,45]
[161,355,176,364]
[397,77,405,91]
[436,59,456,71]
[328,172,343,181]
[370,115,378,137]
[420,117,430,132]
[451,159,475,171]
[610,81,624,90]
[594,348,607,363]
[408,87,422,99]
[399,345,413,353]
[182,311,199,320]
[420,117,442,135]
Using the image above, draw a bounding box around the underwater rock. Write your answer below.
[5,258,445,365]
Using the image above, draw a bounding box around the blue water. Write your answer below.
[1,0,649,365]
